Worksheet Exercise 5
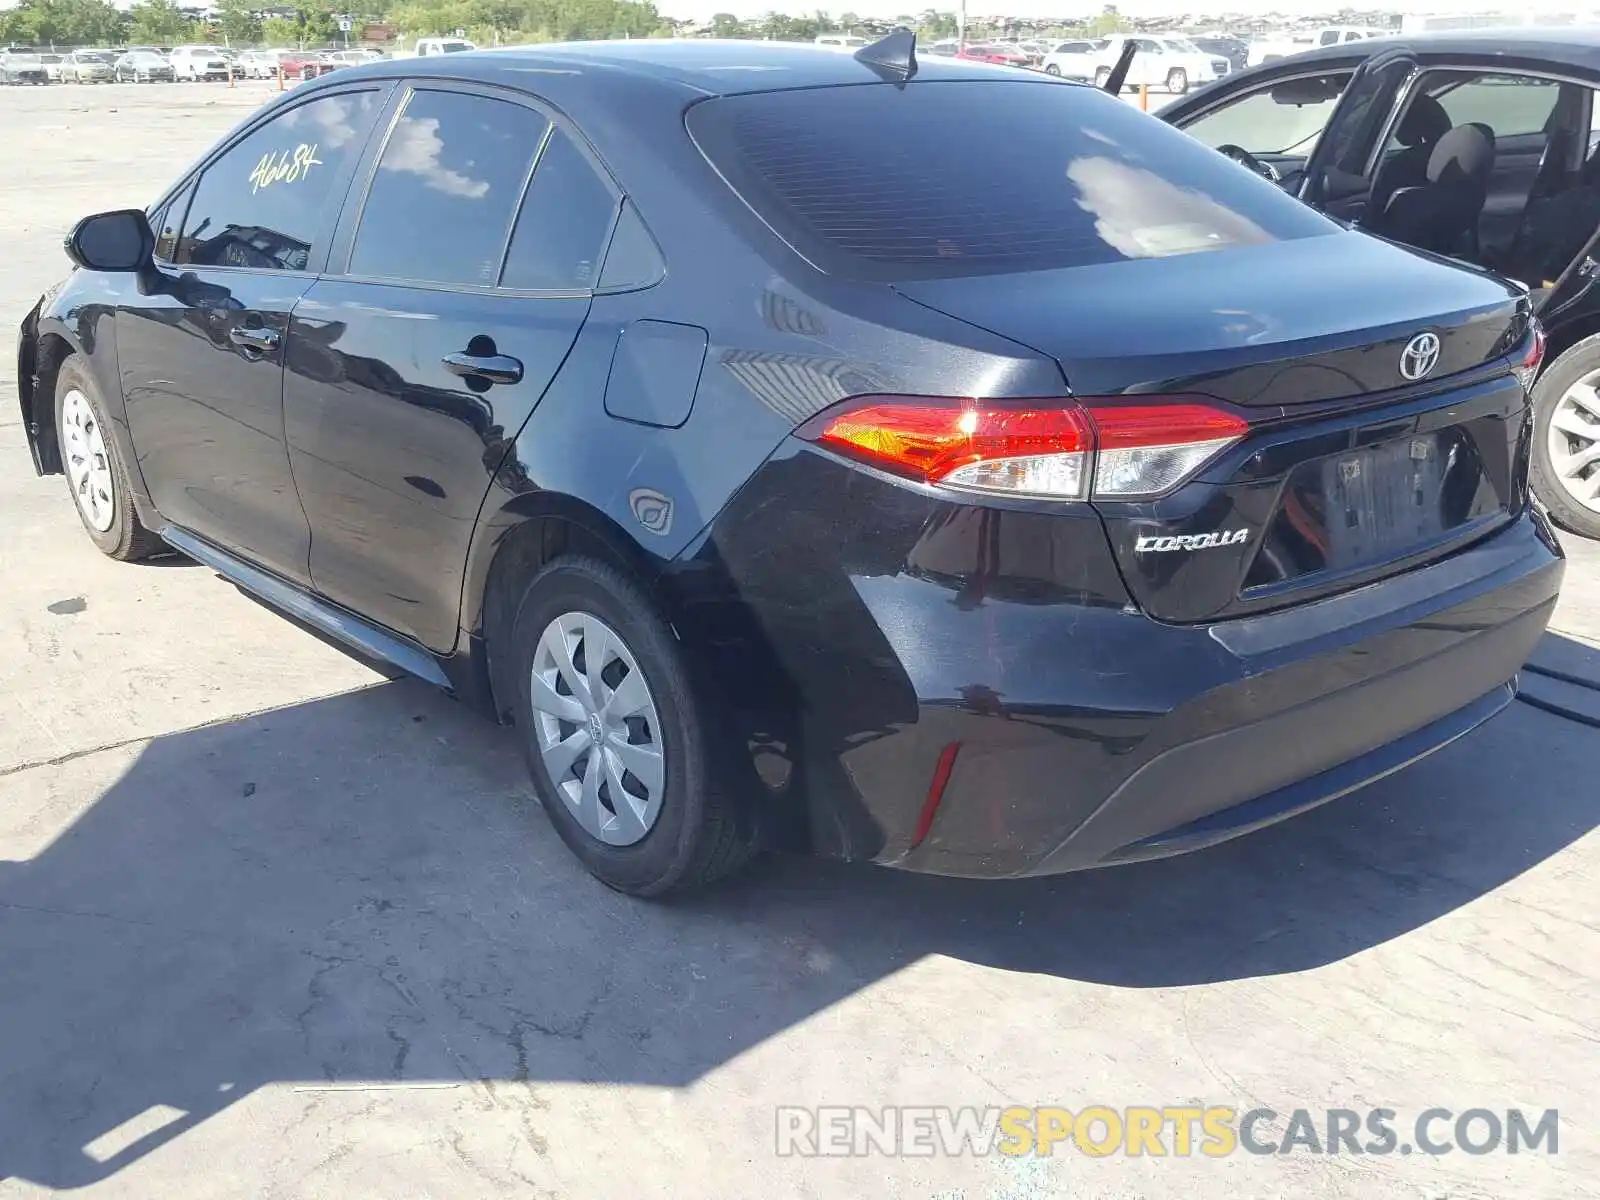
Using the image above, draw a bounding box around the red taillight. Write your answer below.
[1513,324,1546,392]
[812,398,1095,498]
[802,395,1248,501]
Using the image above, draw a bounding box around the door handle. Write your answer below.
[442,351,523,386]
[229,325,281,353]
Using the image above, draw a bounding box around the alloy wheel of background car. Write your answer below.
[1094,66,1111,88]
[60,388,116,533]
[1531,335,1600,540]
[529,609,666,846]
[1045,64,1060,75]
[1548,378,1600,508]
[1167,68,1188,94]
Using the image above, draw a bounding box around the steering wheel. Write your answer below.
[1216,144,1282,184]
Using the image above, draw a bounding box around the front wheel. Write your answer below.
[1167,68,1188,94]
[510,556,755,895]
[1094,66,1112,89]
[1044,63,1060,75]
[54,359,164,560]
[1530,334,1600,539]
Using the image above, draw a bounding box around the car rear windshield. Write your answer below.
[687,80,1337,281]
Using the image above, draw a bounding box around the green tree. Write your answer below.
[708,11,741,37]
[261,14,301,43]
[129,0,189,42]
[217,0,261,44]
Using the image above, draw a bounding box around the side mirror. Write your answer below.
[64,209,155,273]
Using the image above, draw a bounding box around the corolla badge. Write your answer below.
[629,488,674,536]
[1135,529,1250,553]
[1399,332,1441,381]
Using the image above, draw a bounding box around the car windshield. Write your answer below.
[440,40,472,52]
[689,79,1336,282]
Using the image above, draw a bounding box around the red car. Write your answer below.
[280,52,337,81]
[955,43,1033,67]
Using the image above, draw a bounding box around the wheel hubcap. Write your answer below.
[529,611,665,846]
[1549,375,1600,513]
[61,389,115,532]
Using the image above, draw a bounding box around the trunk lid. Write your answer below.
[893,233,1525,406]
[895,234,1534,623]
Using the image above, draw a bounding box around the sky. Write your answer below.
[662,1,1586,23]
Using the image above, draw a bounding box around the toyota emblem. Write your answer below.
[1399,332,1441,381]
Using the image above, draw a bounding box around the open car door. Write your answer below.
[1298,48,1419,225]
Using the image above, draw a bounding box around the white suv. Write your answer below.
[1099,36,1229,94]
[167,45,232,81]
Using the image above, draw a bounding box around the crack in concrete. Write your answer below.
[0,680,394,780]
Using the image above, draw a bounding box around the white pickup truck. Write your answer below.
[391,36,477,60]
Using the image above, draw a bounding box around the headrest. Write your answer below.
[1427,124,1495,184]
[1396,95,1452,147]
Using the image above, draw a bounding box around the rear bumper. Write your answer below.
[808,511,1561,878]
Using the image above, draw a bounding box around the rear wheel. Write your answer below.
[1531,335,1600,539]
[1167,68,1189,94]
[510,556,755,895]
[54,359,164,561]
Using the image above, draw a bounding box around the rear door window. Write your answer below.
[177,89,381,271]
[346,88,550,287]
[687,80,1336,281]
[500,129,621,291]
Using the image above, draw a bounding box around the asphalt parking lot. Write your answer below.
[1,83,1598,1199]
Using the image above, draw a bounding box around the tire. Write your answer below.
[1167,68,1188,94]
[1530,334,1600,539]
[510,556,755,896]
[1045,63,1060,75]
[1094,66,1111,89]
[53,358,165,561]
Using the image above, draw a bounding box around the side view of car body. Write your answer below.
[64,50,116,83]
[955,43,1033,68]
[279,50,335,80]
[237,49,290,78]
[1098,35,1230,94]
[17,41,1563,897]
[168,45,233,80]
[1041,38,1110,81]
[1163,28,1600,538]
[114,50,175,82]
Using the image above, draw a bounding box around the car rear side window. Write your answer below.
[348,89,550,287]
[500,129,620,291]
[687,80,1337,281]
[177,90,379,272]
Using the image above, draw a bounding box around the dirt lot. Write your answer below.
[1,82,1597,1200]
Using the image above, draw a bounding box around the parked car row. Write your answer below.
[0,44,386,85]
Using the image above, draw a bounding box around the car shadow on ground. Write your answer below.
[0,633,1595,1188]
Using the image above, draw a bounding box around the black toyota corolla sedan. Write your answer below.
[16,38,1564,895]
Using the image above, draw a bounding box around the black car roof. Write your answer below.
[337,38,1057,100]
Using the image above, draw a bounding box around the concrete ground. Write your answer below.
[1,83,1597,1200]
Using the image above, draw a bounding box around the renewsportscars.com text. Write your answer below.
[775,1105,1559,1158]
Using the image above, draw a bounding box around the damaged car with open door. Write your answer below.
[1160,29,1600,539]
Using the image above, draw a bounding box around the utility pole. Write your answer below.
[957,0,965,47]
